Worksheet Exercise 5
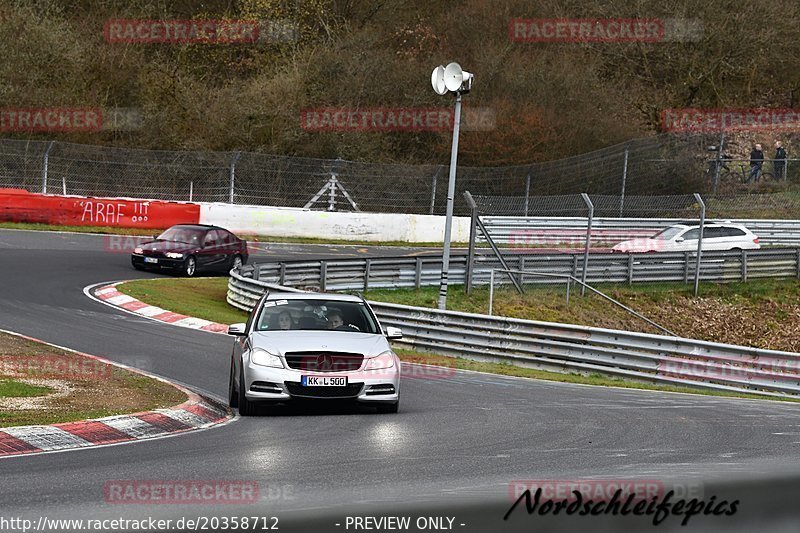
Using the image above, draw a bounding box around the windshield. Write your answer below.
[650,226,685,240]
[255,299,379,334]
[156,227,205,245]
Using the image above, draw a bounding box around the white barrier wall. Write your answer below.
[200,203,472,243]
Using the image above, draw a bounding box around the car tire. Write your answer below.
[376,401,399,414]
[228,359,238,408]
[182,255,197,277]
[238,365,255,416]
[231,254,243,271]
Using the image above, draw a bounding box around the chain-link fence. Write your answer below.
[1,134,800,215]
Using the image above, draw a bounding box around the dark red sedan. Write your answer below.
[131,224,248,277]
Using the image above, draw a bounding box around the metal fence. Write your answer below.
[226,270,800,398]
[2,134,800,214]
[229,248,800,293]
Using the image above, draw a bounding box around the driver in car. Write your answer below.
[327,309,344,330]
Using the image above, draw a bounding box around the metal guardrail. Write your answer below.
[479,217,800,246]
[226,269,800,398]
[232,248,800,292]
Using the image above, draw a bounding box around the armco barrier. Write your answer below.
[482,216,800,246]
[226,269,800,398]
[0,189,200,229]
[228,248,800,292]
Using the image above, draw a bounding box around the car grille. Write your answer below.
[284,352,364,373]
[142,249,166,258]
[284,381,363,399]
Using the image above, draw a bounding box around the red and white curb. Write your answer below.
[92,282,229,334]
[0,330,232,458]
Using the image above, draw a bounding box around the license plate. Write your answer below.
[144,257,158,264]
[301,376,347,387]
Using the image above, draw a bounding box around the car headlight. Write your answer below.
[365,351,395,370]
[165,252,184,259]
[133,247,143,254]
[250,348,284,368]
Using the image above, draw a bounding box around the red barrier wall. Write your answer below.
[0,189,200,229]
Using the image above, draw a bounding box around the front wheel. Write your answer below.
[238,366,255,416]
[183,256,197,277]
[228,359,238,408]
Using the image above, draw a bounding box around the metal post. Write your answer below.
[742,250,747,282]
[189,181,194,202]
[693,193,706,296]
[438,92,462,310]
[415,258,423,289]
[627,255,634,285]
[229,151,241,204]
[580,193,594,296]
[328,176,336,211]
[320,261,327,292]
[463,191,478,294]
[488,269,495,316]
[279,263,286,285]
[619,144,629,217]
[429,166,442,215]
[565,277,570,306]
[61,176,66,196]
[712,132,725,196]
[524,169,532,216]
[42,141,55,194]
[364,258,371,292]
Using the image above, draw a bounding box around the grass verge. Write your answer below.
[0,331,187,427]
[115,277,800,402]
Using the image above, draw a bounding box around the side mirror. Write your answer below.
[227,323,247,336]
[385,326,403,340]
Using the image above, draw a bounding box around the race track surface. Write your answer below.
[0,229,798,532]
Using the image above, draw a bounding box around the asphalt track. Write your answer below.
[0,229,799,532]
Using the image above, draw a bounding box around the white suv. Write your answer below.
[612,223,760,253]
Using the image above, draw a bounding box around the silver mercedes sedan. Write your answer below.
[227,291,401,415]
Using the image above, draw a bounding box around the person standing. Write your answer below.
[748,143,764,183]
[774,141,787,181]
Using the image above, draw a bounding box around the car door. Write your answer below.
[675,228,700,251]
[217,229,238,269]
[702,226,729,250]
[198,230,222,270]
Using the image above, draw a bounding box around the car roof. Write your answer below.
[668,222,749,229]
[265,291,364,303]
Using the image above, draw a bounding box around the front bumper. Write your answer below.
[131,254,185,270]
[243,363,400,404]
